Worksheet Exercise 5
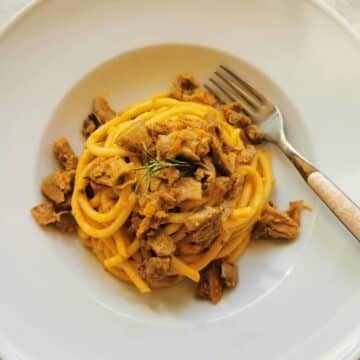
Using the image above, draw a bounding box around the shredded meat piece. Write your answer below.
[222,102,252,128]
[171,177,202,203]
[156,128,210,161]
[55,211,77,233]
[176,207,222,256]
[197,259,238,303]
[195,157,216,184]
[238,145,257,164]
[31,202,76,232]
[185,206,222,244]
[196,261,223,304]
[31,202,58,226]
[170,73,216,105]
[148,233,176,256]
[155,167,180,185]
[116,120,153,154]
[211,136,236,175]
[253,202,308,240]
[92,96,116,124]
[147,116,208,136]
[54,195,72,211]
[204,177,233,206]
[88,156,131,187]
[139,257,178,288]
[82,113,99,138]
[220,261,238,288]
[287,201,309,224]
[53,137,78,170]
[245,124,263,144]
[41,169,74,204]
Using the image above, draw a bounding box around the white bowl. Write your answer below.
[0,1,360,359]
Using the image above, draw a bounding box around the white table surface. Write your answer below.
[1,0,360,33]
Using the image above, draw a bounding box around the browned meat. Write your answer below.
[54,195,72,211]
[170,73,216,106]
[147,116,208,136]
[171,177,202,203]
[154,167,180,185]
[185,206,222,245]
[55,211,77,233]
[222,102,252,128]
[253,202,307,241]
[82,113,99,138]
[41,170,74,204]
[31,202,58,226]
[53,137,78,170]
[116,120,153,154]
[88,156,130,187]
[205,177,233,206]
[156,128,210,161]
[196,261,223,304]
[197,259,238,303]
[139,257,177,288]
[195,157,216,184]
[220,261,238,288]
[92,96,116,124]
[245,124,263,144]
[238,145,257,164]
[148,233,176,256]
[211,136,236,175]
[287,201,309,224]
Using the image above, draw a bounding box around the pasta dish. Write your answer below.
[32,74,306,303]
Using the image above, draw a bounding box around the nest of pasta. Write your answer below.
[32,74,307,304]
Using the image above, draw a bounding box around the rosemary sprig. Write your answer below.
[134,147,192,192]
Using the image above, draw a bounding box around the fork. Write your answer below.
[206,65,360,241]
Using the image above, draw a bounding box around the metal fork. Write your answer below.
[206,65,360,241]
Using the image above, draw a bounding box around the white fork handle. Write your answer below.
[277,139,360,241]
[308,172,360,240]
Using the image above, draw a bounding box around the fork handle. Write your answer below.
[307,172,360,240]
[279,142,360,241]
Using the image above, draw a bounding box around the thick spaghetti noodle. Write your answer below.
[31,73,306,304]
[71,93,273,295]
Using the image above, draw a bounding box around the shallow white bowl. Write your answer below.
[0,1,360,359]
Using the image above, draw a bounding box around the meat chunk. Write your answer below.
[139,257,177,288]
[222,102,252,128]
[55,211,77,233]
[156,128,211,161]
[196,261,223,304]
[148,233,176,256]
[41,169,74,204]
[82,113,99,138]
[185,206,222,245]
[253,202,308,241]
[31,202,58,226]
[196,259,238,304]
[245,124,263,144]
[220,261,238,288]
[171,177,202,203]
[53,137,78,170]
[116,120,153,154]
[88,156,130,187]
[147,116,208,136]
[204,177,233,206]
[287,201,309,224]
[238,145,257,164]
[210,136,236,175]
[170,73,216,106]
[195,157,216,184]
[92,96,116,124]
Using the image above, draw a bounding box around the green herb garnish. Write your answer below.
[134,147,192,192]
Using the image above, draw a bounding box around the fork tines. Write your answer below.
[205,65,271,118]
